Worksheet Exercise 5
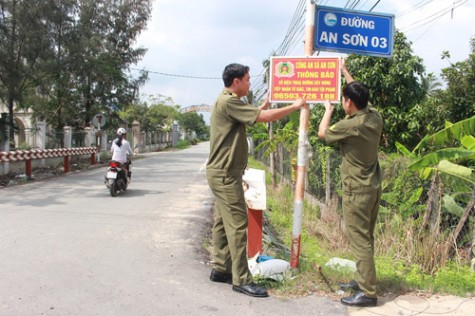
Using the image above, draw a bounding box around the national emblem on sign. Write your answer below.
[275,61,295,78]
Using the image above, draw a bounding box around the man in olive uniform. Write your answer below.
[317,60,383,307]
[207,63,307,298]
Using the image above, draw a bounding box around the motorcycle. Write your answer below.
[104,160,131,197]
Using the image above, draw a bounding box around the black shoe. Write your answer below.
[341,291,377,307]
[338,280,360,291]
[232,282,268,298]
[209,270,232,284]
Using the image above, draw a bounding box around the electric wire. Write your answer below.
[348,0,362,10]
[369,0,381,11]
[129,67,221,80]
[128,0,379,98]
[265,0,469,65]
[250,0,305,86]
[252,0,367,101]
[400,0,469,33]
[250,0,466,101]
[1,0,471,106]
[359,0,371,10]
[250,0,306,99]
[411,12,446,43]
[174,0,469,103]
[274,0,306,56]
[129,0,471,103]
[276,0,306,54]
[397,0,435,18]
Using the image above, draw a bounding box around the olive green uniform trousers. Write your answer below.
[342,188,382,298]
[207,175,253,286]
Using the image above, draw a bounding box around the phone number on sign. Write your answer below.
[273,93,318,99]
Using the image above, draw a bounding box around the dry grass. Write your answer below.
[374,212,473,276]
[306,201,349,253]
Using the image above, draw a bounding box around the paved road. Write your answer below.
[0,142,346,316]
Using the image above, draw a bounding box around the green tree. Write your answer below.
[0,0,51,147]
[439,36,475,123]
[0,0,152,139]
[119,99,180,133]
[146,103,180,132]
[67,0,151,127]
[397,116,475,265]
[421,73,442,98]
[26,0,80,131]
[119,100,148,128]
[180,112,208,137]
[345,31,426,151]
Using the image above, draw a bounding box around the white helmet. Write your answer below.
[117,127,126,136]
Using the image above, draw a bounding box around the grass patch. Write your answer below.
[247,157,475,298]
[176,140,191,149]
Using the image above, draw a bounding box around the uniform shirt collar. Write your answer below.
[347,107,370,118]
[223,88,238,97]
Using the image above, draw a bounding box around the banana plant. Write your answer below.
[396,116,475,242]
[250,111,301,187]
[402,116,475,186]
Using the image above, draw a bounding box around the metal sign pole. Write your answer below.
[290,0,314,269]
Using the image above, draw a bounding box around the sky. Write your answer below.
[134,0,475,111]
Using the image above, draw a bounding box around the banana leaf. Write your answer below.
[461,135,475,151]
[438,159,475,185]
[413,116,475,152]
[442,194,464,217]
[396,141,416,158]
[409,148,475,171]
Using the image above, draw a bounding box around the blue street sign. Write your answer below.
[315,6,395,58]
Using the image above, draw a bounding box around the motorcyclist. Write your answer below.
[110,127,133,181]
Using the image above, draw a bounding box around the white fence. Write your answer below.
[1,120,178,176]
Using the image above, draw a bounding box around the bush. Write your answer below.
[249,156,475,297]
[176,140,190,149]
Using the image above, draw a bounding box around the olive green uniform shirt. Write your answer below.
[206,89,261,176]
[325,107,383,193]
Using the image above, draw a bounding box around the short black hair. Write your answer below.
[222,63,249,87]
[342,81,369,110]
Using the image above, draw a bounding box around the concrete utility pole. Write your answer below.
[290,0,314,269]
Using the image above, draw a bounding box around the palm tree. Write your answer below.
[421,73,443,98]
